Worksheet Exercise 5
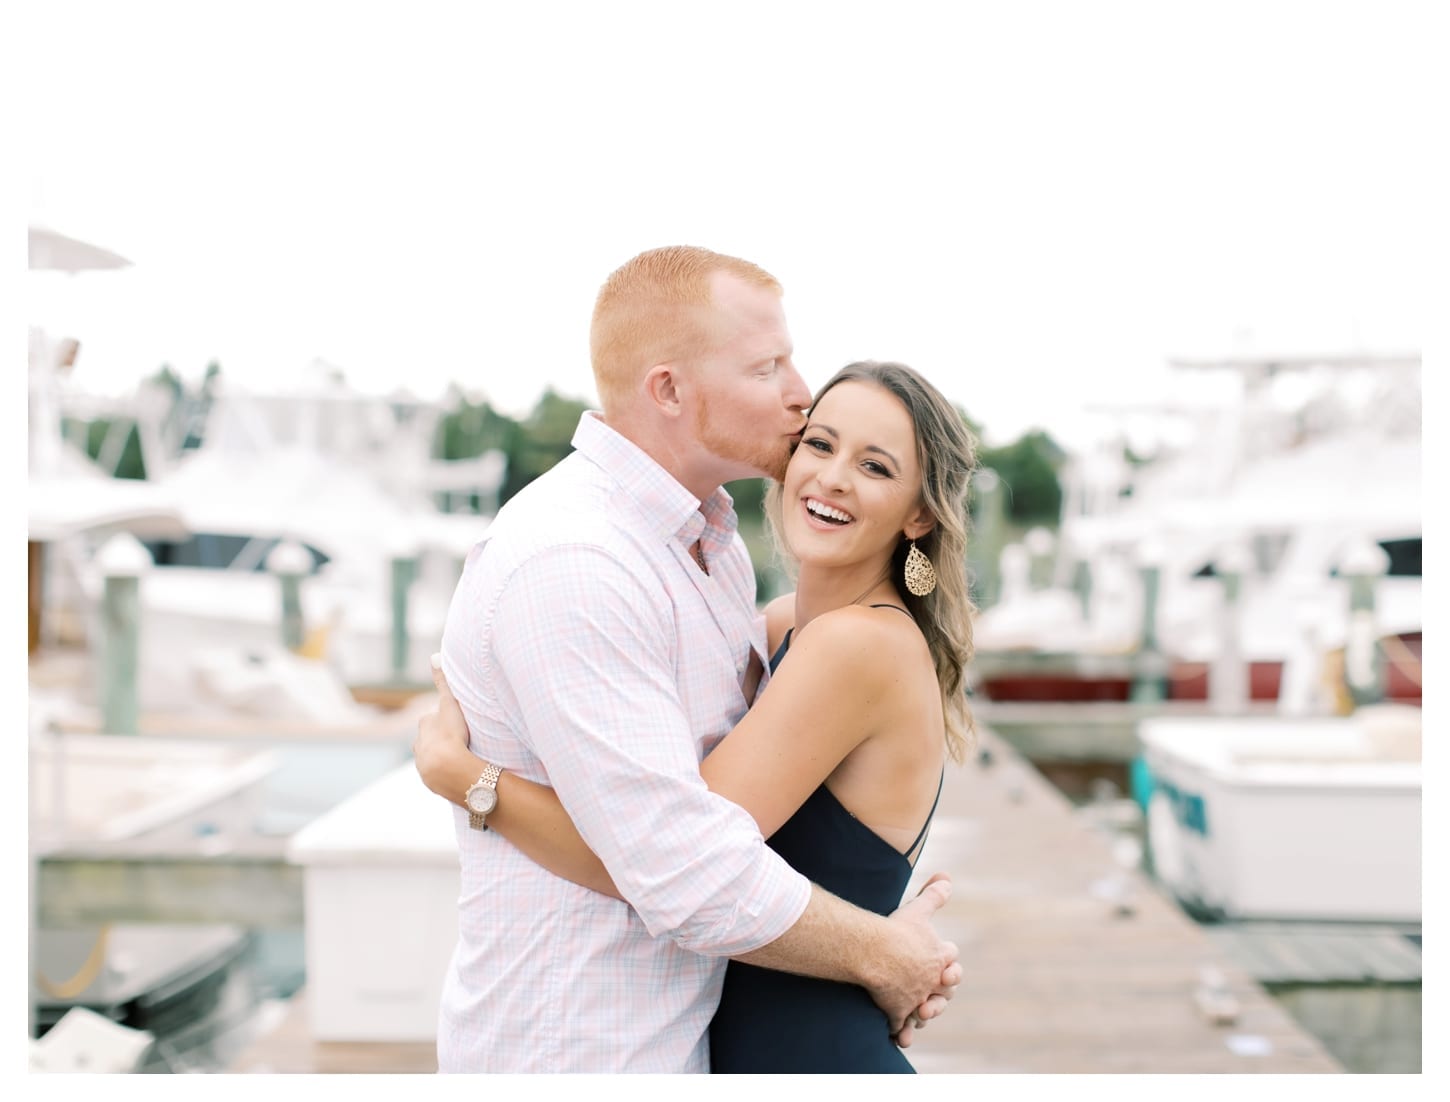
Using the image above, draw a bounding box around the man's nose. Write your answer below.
[783,364,812,413]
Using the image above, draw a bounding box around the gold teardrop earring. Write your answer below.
[904,539,937,597]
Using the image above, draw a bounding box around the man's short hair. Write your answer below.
[590,246,781,413]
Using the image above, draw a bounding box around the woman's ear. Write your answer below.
[903,505,936,542]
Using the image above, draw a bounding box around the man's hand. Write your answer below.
[864,872,960,1037]
[892,872,962,1048]
[892,989,953,1049]
[413,654,476,798]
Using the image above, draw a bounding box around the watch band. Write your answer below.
[467,761,503,831]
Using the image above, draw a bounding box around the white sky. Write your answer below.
[21,0,1430,449]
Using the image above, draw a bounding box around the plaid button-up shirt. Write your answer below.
[435,411,811,1072]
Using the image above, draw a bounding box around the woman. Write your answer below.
[414,361,978,1072]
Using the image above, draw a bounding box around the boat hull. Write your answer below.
[1139,713,1421,924]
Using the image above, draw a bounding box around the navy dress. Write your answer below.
[709,615,944,1074]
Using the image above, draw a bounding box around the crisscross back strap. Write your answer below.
[904,769,945,867]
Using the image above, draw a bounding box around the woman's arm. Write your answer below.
[414,606,901,895]
[413,657,621,898]
[699,605,901,837]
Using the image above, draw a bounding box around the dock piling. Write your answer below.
[389,550,419,681]
[1338,539,1390,707]
[969,468,1005,608]
[266,541,313,652]
[96,533,150,735]
[1210,542,1253,713]
[1131,541,1168,703]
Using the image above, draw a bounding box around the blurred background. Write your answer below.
[23,0,1427,1076]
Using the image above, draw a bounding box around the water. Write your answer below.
[252,743,413,835]
[176,744,407,1069]
[132,928,306,1073]
[34,742,412,1072]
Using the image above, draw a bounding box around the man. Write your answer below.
[419,246,959,1072]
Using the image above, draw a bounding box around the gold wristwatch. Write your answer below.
[464,761,503,830]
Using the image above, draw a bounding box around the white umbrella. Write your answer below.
[28,225,131,272]
[28,225,134,477]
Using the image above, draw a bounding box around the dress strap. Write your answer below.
[768,629,794,674]
[904,768,945,866]
[868,603,913,618]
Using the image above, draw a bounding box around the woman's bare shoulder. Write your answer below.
[792,603,927,674]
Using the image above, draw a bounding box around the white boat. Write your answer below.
[31,364,502,700]
[28,685,282,852]
[113,432,492,691]
[1138,704,1421,924]
[971,352,1422,708]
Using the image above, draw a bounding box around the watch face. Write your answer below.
[466,785,498,815]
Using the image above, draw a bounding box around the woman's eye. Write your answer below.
[864,461,889,476]
[804,437,831,452]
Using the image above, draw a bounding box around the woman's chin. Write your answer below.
[783,539,849,571]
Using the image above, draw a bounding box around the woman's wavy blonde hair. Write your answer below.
[766,361,979,761]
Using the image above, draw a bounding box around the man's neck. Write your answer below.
[598,411,726,504]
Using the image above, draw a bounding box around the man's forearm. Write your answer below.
[733,881,956,1035]
[733,884,888,988]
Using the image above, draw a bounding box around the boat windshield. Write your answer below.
[141,534,331,574]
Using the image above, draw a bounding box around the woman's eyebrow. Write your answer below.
[807,422,900,469]
[865,444,901,469]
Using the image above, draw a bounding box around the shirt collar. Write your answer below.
[571,412,740,548]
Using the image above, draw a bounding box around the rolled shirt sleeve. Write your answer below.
[489,545,811,956]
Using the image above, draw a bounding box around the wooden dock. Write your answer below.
[230,726,1343,1073]
[901,729,1342,1073]
[231,992,436,1073]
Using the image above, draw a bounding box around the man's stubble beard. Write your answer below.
[694,401,792,484]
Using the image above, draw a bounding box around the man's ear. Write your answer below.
[643,364,684,418]
[903,506,936,542]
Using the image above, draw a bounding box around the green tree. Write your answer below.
[977,429,1065,526]
[437,397,516,461]
[955,402,1066,526]
[433,392,518,512]
[434,387,594,506]
[501,389,591,503]
[725,476,768,524]
[725,476,785,598]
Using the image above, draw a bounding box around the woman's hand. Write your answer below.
[414,653,477,800]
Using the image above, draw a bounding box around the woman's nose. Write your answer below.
[820,455,852,493]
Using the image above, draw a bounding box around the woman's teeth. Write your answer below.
[806,499,853,525]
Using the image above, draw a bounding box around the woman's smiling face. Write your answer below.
[781,380,934,569]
